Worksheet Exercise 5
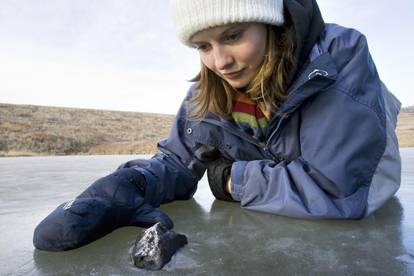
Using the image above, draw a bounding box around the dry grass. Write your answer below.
[0,103,174,156]
[0,103,413,157]
[396,112,414,147]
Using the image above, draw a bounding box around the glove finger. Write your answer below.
[128,202,174,230]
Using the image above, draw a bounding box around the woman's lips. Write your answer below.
[222,69,245,80]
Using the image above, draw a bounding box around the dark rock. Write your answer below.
[131,222,188,270]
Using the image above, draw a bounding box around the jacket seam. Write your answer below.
[331,84,385,122]
[330,85,387,204]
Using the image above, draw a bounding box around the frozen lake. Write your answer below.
[0,149,413,275]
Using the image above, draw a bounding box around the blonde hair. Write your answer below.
[189,23,296,121]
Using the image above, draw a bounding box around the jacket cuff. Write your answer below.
[230,161,248,202]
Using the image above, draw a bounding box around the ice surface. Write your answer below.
[0,150,414,275]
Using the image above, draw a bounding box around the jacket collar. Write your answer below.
[276,50,338,115]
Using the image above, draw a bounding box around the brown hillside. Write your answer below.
[1,103,413,157]
[0,103,174,156]
[397,111,414,147]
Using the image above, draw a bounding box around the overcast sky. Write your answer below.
[0,0,413,114]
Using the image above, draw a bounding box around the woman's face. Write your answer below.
[191,23,268,89]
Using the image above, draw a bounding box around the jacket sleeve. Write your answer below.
[229,28,399,219]
[230,92,388,219]
[116,86,209,207]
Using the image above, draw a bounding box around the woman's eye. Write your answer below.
[196,44,210,52]
[225,32,242,42]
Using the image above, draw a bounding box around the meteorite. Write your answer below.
[131,222,188,270]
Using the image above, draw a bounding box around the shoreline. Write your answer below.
[2,147,414,158]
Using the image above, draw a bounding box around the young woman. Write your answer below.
[33,0,401,251]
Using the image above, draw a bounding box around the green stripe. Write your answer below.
[258,117,269,129]
[233,112,259,128]
[232,112,268,129]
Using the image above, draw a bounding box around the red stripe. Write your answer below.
[232,101,266,119]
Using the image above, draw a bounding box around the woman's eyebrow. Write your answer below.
[219,25,245,38]
[191,25,246,45]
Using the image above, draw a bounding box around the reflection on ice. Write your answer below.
[396,254,414,264]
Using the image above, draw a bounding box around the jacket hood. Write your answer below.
[284,0,325,84]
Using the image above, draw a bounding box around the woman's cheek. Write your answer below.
[200,54,214,71]
[248,45,266,66]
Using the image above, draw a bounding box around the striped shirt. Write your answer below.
[232,91,269,141]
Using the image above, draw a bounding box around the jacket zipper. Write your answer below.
[263,69,334,161]
[264,114,287,158]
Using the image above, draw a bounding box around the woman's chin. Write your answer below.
[226,79,250,90]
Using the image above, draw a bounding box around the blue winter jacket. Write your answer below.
[119,23,401,219]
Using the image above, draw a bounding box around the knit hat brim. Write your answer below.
[170,0,284,46]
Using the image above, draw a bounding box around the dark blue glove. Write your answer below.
[33,168,173,251]
[207,157,235,202]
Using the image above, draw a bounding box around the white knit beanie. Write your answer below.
[170,0,285,46]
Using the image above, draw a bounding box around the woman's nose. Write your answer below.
[213,46,234,71]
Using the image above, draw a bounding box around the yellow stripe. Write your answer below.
[232,112,259,128]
